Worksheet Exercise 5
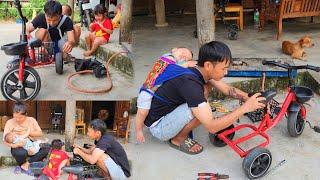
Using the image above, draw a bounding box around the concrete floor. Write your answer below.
[130,14,320,180]
[127,93,320,180]
[132,14,320,90]
[0,22,134,100]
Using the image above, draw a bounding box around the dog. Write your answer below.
[282,36,314,61]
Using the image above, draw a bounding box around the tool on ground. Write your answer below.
[264,159,286,177]
[197,173,229,180]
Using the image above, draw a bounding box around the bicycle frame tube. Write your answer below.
[261,87,297,133]
[18,57,25,82]
[218,87,299,158]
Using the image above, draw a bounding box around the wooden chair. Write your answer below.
[215,3,244,31]
[75,108,86,135]
[115,116,130,144]
[261,0,320,39]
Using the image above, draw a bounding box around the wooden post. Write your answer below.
[65,100,76,152]
[120,0,132,43]
[154,0,168,27]
[196,0,215,46]
[68,0,75,21]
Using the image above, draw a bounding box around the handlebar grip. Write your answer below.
[307,65,320,72]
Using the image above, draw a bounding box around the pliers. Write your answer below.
[197,173,229,180]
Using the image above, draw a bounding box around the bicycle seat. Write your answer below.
[261,89,277,104]
[28,39,42,48]
[62,166,84,175]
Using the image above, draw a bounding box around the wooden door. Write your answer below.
[76,101,92,124]
[37,101,66,129]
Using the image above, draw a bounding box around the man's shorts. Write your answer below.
[104,157,126,180]
[149,103,194,141]
[137,90,153,110]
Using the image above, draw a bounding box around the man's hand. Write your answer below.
[241,93,266,113]
[63,41,73,53]
[73,144,81,149]
[73,147,81,155]
[136,130,145,143]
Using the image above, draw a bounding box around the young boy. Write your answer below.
[73,119,130,179]
[26,1,75,54]
[84,4,113,57]
[135,47,196,143]
[5,131,48,156]
[62,4,81,45]
[42,139,69,179]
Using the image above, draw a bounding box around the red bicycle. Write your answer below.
[0,0,63,101]
[209,60,320,179]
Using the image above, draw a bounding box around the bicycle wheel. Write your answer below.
[1,66,41,101]
[55,52,63,74]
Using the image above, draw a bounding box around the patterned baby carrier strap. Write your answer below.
[46,15,68,40]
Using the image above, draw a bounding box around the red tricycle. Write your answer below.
[0,0,64,101]
[209,60,320,179]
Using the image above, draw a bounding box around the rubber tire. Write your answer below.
[1,66,41,101]
[55,52,63,74]
[84,10,92,31]
[287,111,305,137]
[242,147,272,179]
[209,124,235,147]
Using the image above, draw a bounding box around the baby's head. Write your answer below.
[62,4,72,17]
[5,132,16,144]
[171,47,193,62]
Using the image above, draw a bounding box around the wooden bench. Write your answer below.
[260,0,320,39]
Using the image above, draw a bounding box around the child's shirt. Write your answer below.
[43,149,69,177]
[13,137,37,152]
[92,18,113,41]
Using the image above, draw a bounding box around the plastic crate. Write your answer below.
[246,98,280,122]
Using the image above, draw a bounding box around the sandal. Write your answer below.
[169,138,203,155]
[13,166,21,174]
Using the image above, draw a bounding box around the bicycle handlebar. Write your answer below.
[262,60,320,72]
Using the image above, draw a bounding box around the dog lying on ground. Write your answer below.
[282,36,314,61]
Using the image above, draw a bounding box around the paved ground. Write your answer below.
[132,14,320,89]
[0,132,131,179]
[127,93,320,180]
[0,22,135,101]
[130,14,320,180]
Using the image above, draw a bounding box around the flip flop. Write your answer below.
[21,168,34,176]
[13,166,21,174]
[169,138,203,155]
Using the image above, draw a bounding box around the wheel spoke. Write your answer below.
[251,165,260,175]
[6,84,17,95]
[20,88,28,99]
[23,71,30,81]
[24,80,36,89]
[7,73,19,84]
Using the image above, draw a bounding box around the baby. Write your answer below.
[136,47,196,143]
[62,4,81,45]
[5,132,48,156]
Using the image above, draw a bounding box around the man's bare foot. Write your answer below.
[83,51,92,57]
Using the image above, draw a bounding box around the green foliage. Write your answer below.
[0,0,70,20]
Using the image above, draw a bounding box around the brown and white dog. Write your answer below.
[282,36,314,61]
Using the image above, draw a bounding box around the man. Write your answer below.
[73,119,130,179]
[3,102,49,176]
[137,41,266,154]
[26,1,75,54]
